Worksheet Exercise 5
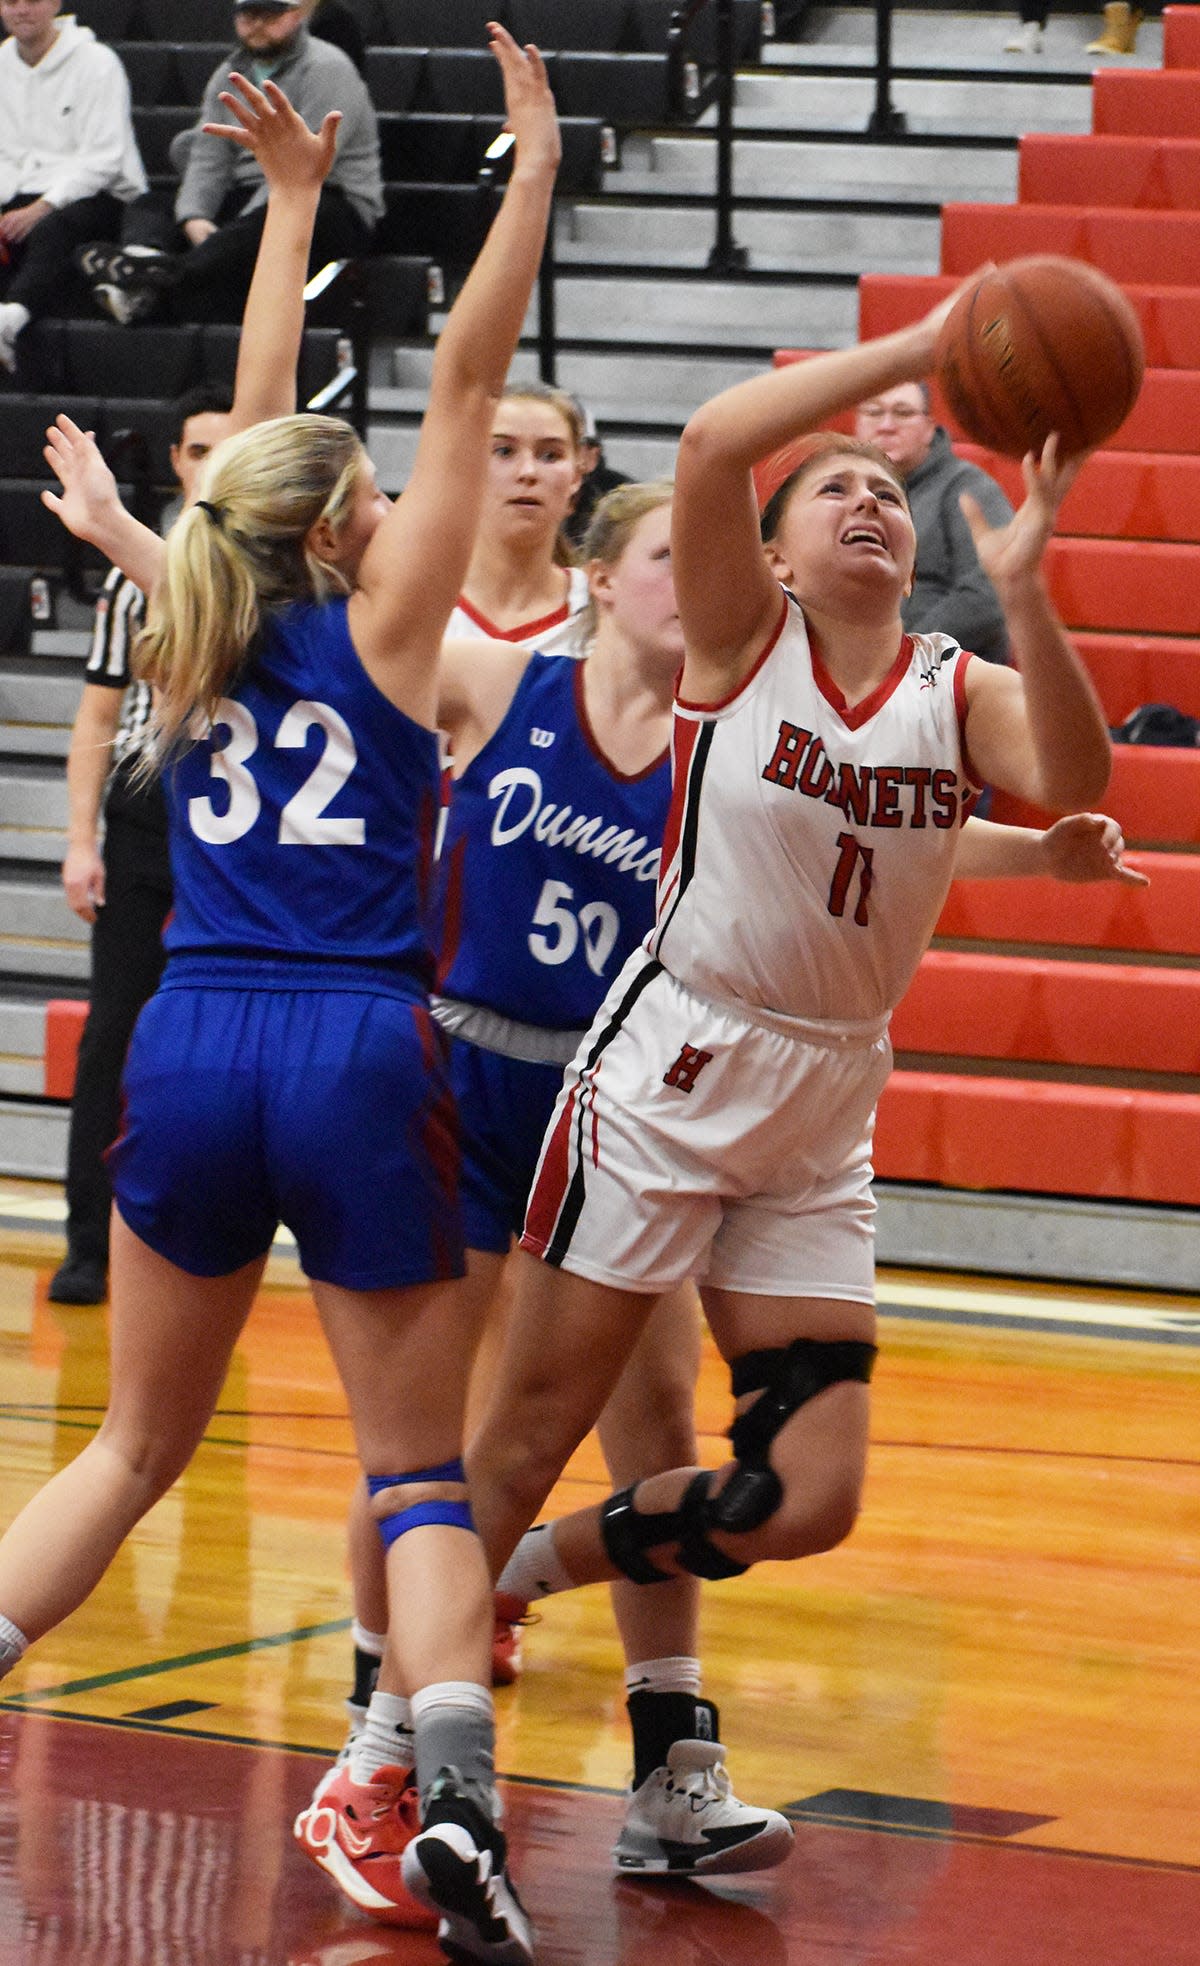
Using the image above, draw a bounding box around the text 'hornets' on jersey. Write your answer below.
[438,651,671,1032]
[652,595,982,1027]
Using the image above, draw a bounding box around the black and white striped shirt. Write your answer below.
[85,565,152,770]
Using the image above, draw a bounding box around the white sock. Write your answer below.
[352,1619,386,1656]
[0,1612,29,1680]
[496,1522,576,1602]
[348,1688,415,1783]
[624,1655,703,1699]
[411,1680,496,1816]
[0,302,30,336]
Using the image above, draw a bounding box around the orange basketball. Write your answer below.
[933,256,1145,460]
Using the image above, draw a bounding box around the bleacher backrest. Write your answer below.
[553,52,673,125]
[365,47,427,113]
[0,400,104,480]
[422,48,510,114]
[132,104,198,179]
[377,0,497,48]
[507,0,634,52]
[138,0,235,43]
[378,183,496,266]
[72,0,141,38]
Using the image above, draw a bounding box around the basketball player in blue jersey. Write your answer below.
[454,295,1144,1829]
[3,39,559,1963]
[308,481,795,1879]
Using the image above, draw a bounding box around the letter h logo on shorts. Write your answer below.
[662,1042,714,1095]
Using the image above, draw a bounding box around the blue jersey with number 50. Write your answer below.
[437,652,670,1030]
[164,597,440,986]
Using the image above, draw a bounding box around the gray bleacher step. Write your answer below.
[31,623,91,657]
[0,940,88,983]
[560,202,942,275]
[0,770,67,833]
[0,664,82,726]
[0,999,47,1099]
[2,878,86,948]
[366,422,678,496]
[381,345,769,421]
[0,1097,68,1181]
[724,70,1094,135]
[618,134,1020,202]
[0,724,70,761]
[0,827,68,867]
[774,7,1163,71]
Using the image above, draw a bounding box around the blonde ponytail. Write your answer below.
[136,413,366,758]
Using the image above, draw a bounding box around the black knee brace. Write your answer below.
[711,1337,877,1533]
[599,1337,876,1584]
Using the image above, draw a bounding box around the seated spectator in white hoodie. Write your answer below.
[0,0,146,374]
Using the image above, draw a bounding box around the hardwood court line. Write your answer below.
[0,1617,352,1707]
[877,1299,1200,1346]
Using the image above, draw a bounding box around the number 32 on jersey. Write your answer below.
[188,699,365,846]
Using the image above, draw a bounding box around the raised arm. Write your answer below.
[348,26,560,725]
[672,303,954,690]
[960,437,1112,814]
[202,74,341,431]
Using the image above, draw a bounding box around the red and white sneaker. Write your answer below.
[492,1591,530,1687]
[294,1762,438,1929]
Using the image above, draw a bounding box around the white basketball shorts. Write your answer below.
[520,949,891,1300]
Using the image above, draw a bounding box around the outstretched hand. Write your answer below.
[487,21,560,176]
[960,432,1082,591]
[203,72,340,191]
[41,415,122,546]
[1040,812,1149,887]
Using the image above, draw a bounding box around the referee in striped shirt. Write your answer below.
[50,384,234,1305]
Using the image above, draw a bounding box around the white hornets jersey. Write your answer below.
[651,592,979,1025]
[448,567,590,653]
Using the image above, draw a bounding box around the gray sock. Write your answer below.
[410,1680,496,1817]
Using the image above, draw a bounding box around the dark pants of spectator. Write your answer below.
[63,781,171,1269]
[1,191,123,317]
[122,183,373,322]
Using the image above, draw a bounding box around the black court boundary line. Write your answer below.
[0,1697,1195,1881]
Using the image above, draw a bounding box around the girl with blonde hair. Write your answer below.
[3,37,559,1963]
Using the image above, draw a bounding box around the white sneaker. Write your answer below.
[401,1770,534,1966]
[1004,20,1043,52]
[0,302,25,375]
[613,1739,795,1876]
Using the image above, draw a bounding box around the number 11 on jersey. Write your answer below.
[828,831,874,927]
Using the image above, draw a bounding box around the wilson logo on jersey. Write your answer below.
[662,1043,713,1095]
[760,721,962,829]
[530,727,555,748]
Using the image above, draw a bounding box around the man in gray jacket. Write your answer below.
[855,380,1015,666]
[80,0,382,323]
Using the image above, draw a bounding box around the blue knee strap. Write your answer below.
[367,1461,474,1549]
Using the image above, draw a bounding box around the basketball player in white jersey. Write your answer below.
[456,293,1118,1801]
[448,381,589,650]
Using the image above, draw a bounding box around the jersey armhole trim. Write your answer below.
[676,589,790,714]
[954,647,985,791]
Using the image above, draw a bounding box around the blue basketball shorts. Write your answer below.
[109,964,465,1288]
[448,1034,567,1255]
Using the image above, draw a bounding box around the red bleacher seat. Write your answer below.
[891,948,1200,1073]
[43,1000,88,1100]
[990,747,1200,848]
[1163,3,1200,66]
[955,447,1200,544]
[1092,69,1200,138]
[1043,536,1200,635]
[934,852,1196,955]
[1018,134,1200,212]
[874,1071,1200,1206]
[940,203,1200,288]
[1070,631,1200,721]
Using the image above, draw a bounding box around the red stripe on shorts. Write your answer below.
[522,1086,577,1251]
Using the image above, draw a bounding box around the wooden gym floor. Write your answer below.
[0,1202,1197,1966]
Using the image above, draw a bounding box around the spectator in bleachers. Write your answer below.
[563,396,632,550]
[78,0,382,325]
[1005,5,1144,54]
[855,380,1014,667]
[0,0,146,373]
[49,382,235,1308]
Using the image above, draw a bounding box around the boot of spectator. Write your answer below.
[1087,3,1142,52]
[1004,15,1044,53]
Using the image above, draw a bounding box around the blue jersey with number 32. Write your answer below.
[163,597,440,985]
[437,651,670,1030]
